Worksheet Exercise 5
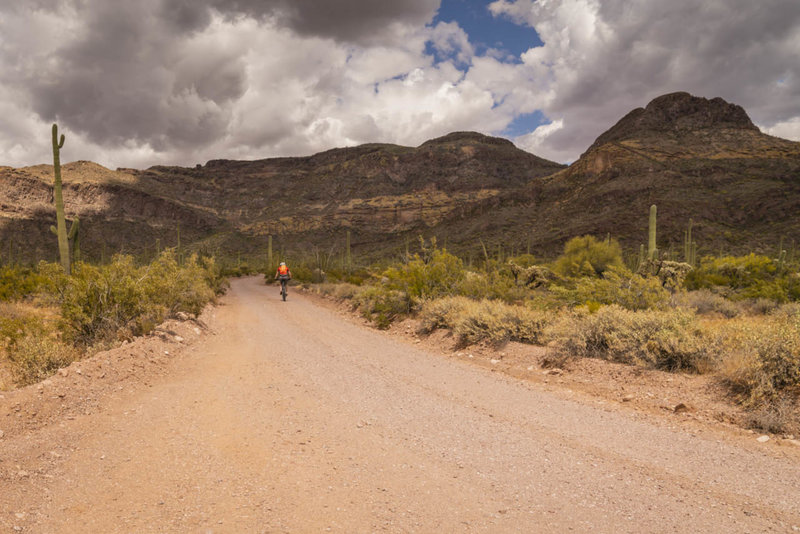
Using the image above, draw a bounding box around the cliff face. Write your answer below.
[0,133,565,261]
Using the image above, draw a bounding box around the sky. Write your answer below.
[1,0,798,169]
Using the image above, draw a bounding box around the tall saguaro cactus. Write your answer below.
[345,230,352,273]
[52,124,71,274]
[50,216,80,264]
[648,204,657,260]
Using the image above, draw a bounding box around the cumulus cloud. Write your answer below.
[0,0,798,169]
[490,0,800,161]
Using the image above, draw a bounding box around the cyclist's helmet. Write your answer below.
[280,262,286,266]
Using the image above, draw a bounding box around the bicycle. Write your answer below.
[279,277,288,301]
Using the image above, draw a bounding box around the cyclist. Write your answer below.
[274,261,292,299]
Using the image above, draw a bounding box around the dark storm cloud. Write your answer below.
[208,0,439,43]
[7,0,439,158]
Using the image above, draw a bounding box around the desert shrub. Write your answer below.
[553,235,624,278]
[419,296,549,346]
[454,299,550,346]
[289,264,315,283]
[0,265,46,301]
[685,253,799,302]
[329,283,360,300]
[7,333,77,386]
[672,289,740,318]
[741,297,780,316]
[507,254,538,268]
[140,252,216,317]
[353,286,411,329]
[0,303,50,352]
[418,296,473,333]
[198,256,228,295]
[744,396,799,434]
[383,248,466,300]
[548,305,713,372]
[772,302,800,320]
[717,314,800,407]
[39,251,218,346]
[552,265,670,311]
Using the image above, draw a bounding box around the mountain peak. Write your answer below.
[420,131,515,148]
[587,92,758,152]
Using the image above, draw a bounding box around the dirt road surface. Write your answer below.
[2,277,800,533]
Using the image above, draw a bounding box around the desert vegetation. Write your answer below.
[0,251,225,388]
[303,231,800,433]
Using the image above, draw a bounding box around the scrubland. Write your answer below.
[304,237,800,432]
[0,250,225,389]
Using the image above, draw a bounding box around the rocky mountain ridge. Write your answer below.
[1,92,799,263]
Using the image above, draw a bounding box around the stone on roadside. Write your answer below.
[673,403,691,413]
[622,394,634,402]
[756,435,770,443]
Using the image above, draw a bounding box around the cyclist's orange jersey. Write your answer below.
[277,265,290,276]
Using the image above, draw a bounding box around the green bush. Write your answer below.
[552,265,669,311]
[353,286,411,329]
[685,253,799,302]
[383,248,466,300]
[0,265,46,301]
[553,235,625,278]
[548,305,713,372]
[39,250,217,346]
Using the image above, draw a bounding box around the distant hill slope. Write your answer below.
[1,93,799,264]
[0,132,565,262]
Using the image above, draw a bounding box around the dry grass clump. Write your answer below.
[1,301,74,387]
[672,289,740,318]
[716,314,800,408]
[420,296,550,346]
[8,333,77,386]
[312,283,360,300]
[548,305,714,372]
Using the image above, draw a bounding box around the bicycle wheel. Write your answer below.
[281,280,287,301]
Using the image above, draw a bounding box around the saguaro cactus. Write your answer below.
[268,234,273,271]
[51,124,72,274]
[345,230,352,273]
[50,216,80,264]
[648,204,657,260]
[684,218,695,266]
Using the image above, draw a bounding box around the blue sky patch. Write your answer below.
[432,0,543,63]
[501,110,550,137]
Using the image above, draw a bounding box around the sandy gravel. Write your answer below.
[2,276,800,533]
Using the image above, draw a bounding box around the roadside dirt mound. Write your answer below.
[0,312,211,443]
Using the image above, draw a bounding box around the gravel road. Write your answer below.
[2,276,800,532]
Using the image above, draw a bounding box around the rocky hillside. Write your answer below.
[1,92,799,264]
[432,92,800,259]
[0,132,565,262]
